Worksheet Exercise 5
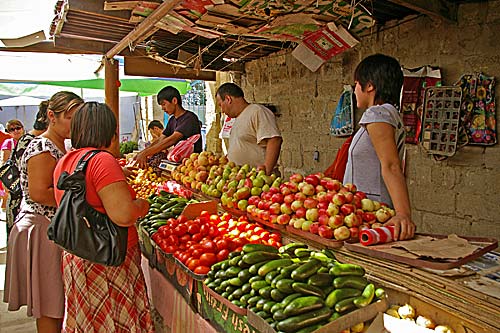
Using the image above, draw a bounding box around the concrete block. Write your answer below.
[419,212,472,236]
[412,185,456,215]
[447,146,485,167]
[456,191,500,221]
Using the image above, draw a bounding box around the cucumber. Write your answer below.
[295,323,324,333]
[280,263,301,278]
[333,276,368,290]
[225,266,242,278]
[281,292,302,307]
[325,288,362,308]
[229,255,242,266]
[276,279,295,294]
[353,283,375,308]
[228,277,243,287]
[265,270,281,284]
[243,243,279,254]
[251,280,269,291]
[258,258,294,277]
[259,286,273,299]
[247,295,261,307]
[329,263,365,277]
[279,242,307,256]
[271,273,286,288]
[328,311,341,322]
[276,306,332,333]
[229,251,242,259]
[249,261,268,275]
[237,269,251,283]
[270,288,286,302]
[256,298,267,310]
[334,296,358,313]
[239,293,251,306]
[375,287,386,299]
[270,302,284,314]
[294,248,314,258]
[307,272,333,287]
[263,300,277,313]
[291,259,322,281]
[242,251,281,265]
[231,287,244,299]
[273,309,288,321]
[255,310,270,319]
[283,295,324,316]
[241,283,252,294]
[291,282,325,298]
[249,275,264,283]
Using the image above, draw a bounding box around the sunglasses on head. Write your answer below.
[7,126,23,133]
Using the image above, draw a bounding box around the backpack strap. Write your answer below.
[74,150,107,174]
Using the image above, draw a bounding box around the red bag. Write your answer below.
[324,135,353,181]
[167,134,200,163]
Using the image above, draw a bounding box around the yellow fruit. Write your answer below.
[434,325,454,333]
[397,304,416,319]
[416,315,436,329]
[351,322,364,332]
[386,309,400,318]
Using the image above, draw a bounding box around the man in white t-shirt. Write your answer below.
[215,83,282,175]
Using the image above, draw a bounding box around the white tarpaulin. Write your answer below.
[0,95,45,106]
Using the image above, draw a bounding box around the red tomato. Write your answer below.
[180,234,191,244]
[208,225,219,237]
[178,252,190,264]
[194,266,210,275]
[201,240,217,253]
[174,224,188,236]
[221,212,232,222]
[177,215,188,224]
[209,214,220,224]
[249,234,261,243]
[191,233,203,242]
[164,245,177,253]
[216,249,229,261]
[199,210,211,219]
[191,248,203,259]
[187,258,200,271]
[236,222,247,232]
[215,239,228,251]
[167,235,179,246]
[187,223,200,235]
[200,224,210,236]
[269,233,281,241]
[199,253,217,266]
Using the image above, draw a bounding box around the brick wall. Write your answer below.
[239,2,500,239]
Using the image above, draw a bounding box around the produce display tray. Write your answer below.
[344,233,498,270]
[248,298,387,333]
[285,225,344,248]
[420,86,462,156]
[201,281,247,316]
[220,205,247,217]
[247,214,285,231]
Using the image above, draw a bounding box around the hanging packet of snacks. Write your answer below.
[456,73,497,145]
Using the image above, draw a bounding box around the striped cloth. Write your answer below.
[62,245,154,333]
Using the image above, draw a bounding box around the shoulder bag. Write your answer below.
[47,150,128,266]
[0,141,22,197]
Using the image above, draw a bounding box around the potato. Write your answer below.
[397,304,416,319]
[434,325,454,333]
[416,315,436,329]
[385,309,400,318]
[351,322,364,333]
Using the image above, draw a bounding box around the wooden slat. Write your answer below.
[388,0,458,22]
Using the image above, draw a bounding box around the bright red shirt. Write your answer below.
[53,148,138,248]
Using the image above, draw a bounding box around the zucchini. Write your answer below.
[270,288,286,302]
[291,282,325,298]
[281,293,302,307]
[249,261,268,275]
[353,283,375,308]
[251,280,269,291]
[283,295,324,316]
[258,258,294,277]
[325,288,362,308]
[243,243,279,254]
[329,263,365,277]
[276,306,332,333]
[291,259,323,281]
[276,279,295,294]
[333,276,368,290]
[279,242,307,256]
[242,251,281,265]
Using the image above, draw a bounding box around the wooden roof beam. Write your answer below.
[388,0,457,23]
[105,0,182,59]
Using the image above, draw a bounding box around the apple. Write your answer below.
[286,182,299,193]
[235,187,251,200]
[326,179,342,192]
[295,207,307,219]
[271,193,284,204]
[293,218,304,229]
[304,198,318,209]
[289,217,300,227]
[280,185,292,195]
[334,226,351,240]
[276,214,291,225]
[309,222,320,234]
[316,191,329,203]
[262,201,271,211]
[315,185,326,193]
[332,193,346,206]
[261,191,272,201]
[257,200,266,210]
[283,194,295,204]
[373,200,381,211]
[290,173,304,184]
[248,195,260,206]
[269,214,278,224]
[304,175,320,187]
[301,220,313,232]
[317,201,329,210]
[344,213,362,227]
[340,203,356,216]
[327,203,339,216]
[359,223,371,231]
[318,208,327,216]
[246,204,256,215]
[318,225,334,239]
[352,196,362,209]
[349,227,360,240]
[305,208,319,221]
[318,214,330,226]
[344,183,357,193]
[328,214,345,229]
[280,203,293,215]
[354,191,367,200]
[375,208,392,223]
[301,183,315,196]
[294,192,307,201]
[344,191,354,203]
[237,199,248,211]
[291,200,304,212]
[259,210,270,221]
[362,212,376,223]
[361,198,375,212]
[372,222,384,228]
[268,202,281,215]
[268,186,280,194]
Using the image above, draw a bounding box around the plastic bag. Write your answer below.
[167,134,201,163]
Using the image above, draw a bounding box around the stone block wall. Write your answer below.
[239,2,500,239]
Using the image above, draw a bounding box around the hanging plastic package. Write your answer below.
[330,85,354,137]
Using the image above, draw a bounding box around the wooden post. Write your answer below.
[105,57,120,157]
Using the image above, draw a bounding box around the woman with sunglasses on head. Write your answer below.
[3,91,84,333]
[1,120,25,209]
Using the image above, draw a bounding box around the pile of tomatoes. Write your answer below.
[151,211,282,275]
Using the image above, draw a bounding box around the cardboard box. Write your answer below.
[366,313,438,333]
[248,298,388,333]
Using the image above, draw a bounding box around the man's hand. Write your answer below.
[384,214,416,241]
[133,151,149,169]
